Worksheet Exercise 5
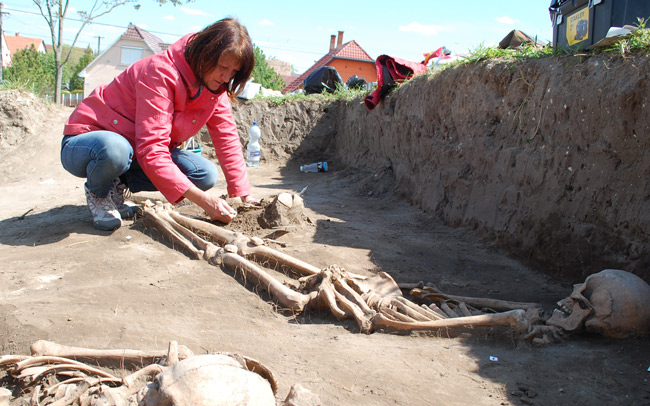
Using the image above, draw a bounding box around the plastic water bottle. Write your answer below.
[300,162,328,172]
[246,122,261,167]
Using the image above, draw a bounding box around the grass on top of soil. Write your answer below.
[259,20,650,105]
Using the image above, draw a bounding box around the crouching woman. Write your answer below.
[61,18,256,231]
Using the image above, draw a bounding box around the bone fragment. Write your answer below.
[250,246,320,276]
[164,341,179,367]
[373,309,530,333]
[333,278,375,315]
[458,302,474,317]
[440,302,461,318]
[143,207,204,260]
[222,253,315,312]
[0,387,11,406]
[316,279,346,320]
[385,297,434,322]
[332,289,373,333]
[0,355,30,367]
[169,210,320,275]
[46,378,85,396]
[158,208,219,260]
[427,304,449,319]
[168,210,240,246]
[28,363,120,383]
[30,384,41,406]
[123,364,165,388]
[30,340,194,365]
[381,307,418,323]
[47,378,96,406]
[411,288,542,312]
[393,297,442,321]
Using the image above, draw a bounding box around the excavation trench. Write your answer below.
[218,53,650,284]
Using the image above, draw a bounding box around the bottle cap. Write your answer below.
[253,121,257,125]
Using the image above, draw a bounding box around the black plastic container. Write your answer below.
[550,0,650,50]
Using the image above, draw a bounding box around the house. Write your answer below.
[282,31,376,94]
[1,33,10,68]
[2,32,47,68]
[79,24,169,97]
[267,59,299,87]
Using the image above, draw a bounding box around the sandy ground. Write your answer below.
[1,95,649,406]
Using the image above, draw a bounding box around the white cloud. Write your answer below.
[139,23,149,29]
[163,16,175,21]
[495,16,516,24]
[399,22,445,36]
[259,19,274,26]
[181,7,212,16]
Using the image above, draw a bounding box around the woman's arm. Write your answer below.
[183,185,237,223]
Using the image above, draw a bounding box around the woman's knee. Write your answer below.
[172,149,219,190]
[95,134,133,173]
[61,131,133,177]
[193,163,218,190]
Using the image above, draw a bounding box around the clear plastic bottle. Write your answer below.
[246,122,261,167]
[300,162,328,172]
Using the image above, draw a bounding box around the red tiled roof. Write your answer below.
[121,25,168,54]
[4,34,45,56]
[282,40,374,94]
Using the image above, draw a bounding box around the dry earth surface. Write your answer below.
[1,51,649,406]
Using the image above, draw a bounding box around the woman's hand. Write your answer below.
[183,186,237,223]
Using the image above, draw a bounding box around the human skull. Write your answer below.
[546,269,650,338]
[139,354,276,406]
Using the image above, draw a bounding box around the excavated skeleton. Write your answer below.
[140,200,533,335]
[140,199,650,344]
[0,340,317,406]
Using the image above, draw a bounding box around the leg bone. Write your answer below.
[372,309,530,333]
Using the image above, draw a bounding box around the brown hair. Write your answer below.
[184,18,254,100]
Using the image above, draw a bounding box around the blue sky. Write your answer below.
[3,1,554,73]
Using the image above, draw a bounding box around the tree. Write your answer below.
[4,45,52,94]
[32,0,187,104]
[251,46,285,91]
[69,47,95,91]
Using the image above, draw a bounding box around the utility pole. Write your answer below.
[95,35,104,55]
[0,2,4,82]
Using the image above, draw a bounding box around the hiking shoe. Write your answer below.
[84,184,122,231]
[109,178,137,219]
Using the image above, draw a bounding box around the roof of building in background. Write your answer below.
[282,32,374,94]
[121,24,169,53]
[4,32,46,55]
[79,25,169,78]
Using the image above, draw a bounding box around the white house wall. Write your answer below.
[1,34,10,68]
[83,38,156,97]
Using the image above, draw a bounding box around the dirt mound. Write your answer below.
[0,90,71,184]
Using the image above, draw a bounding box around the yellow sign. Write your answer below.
[567,8,590,46]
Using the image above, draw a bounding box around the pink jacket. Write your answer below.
[64,34,250,203]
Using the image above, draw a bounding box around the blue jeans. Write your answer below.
[61,131,218,197]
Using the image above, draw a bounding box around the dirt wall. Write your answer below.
[232,53,650,283]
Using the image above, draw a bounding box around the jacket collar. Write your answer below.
[167,34,201,97]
